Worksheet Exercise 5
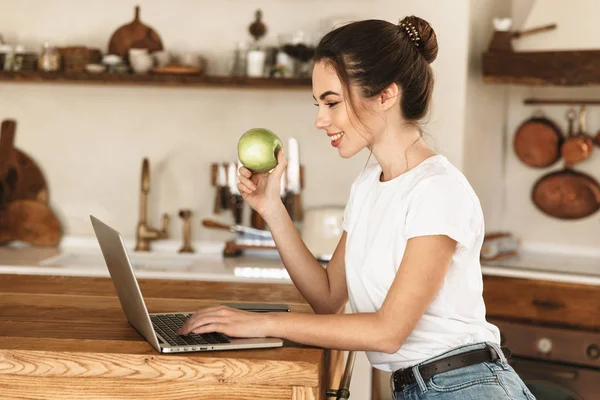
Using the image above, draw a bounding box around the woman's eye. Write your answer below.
[313,101,340,108]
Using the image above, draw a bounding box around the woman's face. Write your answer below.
[312,61,372,158]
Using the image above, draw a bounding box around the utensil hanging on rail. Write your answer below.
[561,106,593,167]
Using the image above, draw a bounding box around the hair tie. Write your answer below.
[398,20,420,48]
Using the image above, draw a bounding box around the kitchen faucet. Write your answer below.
[135,157,169,251]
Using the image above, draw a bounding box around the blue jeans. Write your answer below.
[390,342,536,399]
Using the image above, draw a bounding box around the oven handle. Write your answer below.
[518,364,578,380]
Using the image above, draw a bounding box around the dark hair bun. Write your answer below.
[402,16,438,64]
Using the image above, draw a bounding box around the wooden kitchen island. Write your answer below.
[0,274,344,399]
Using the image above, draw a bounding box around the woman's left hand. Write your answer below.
[177,305,273,338]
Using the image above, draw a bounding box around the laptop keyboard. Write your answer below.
[150,314,231,347]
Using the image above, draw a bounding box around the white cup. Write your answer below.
[180,52,202,68]
[152,50,170,67]
[246,50,266,78]
[128,48,148,59]
[130,53,153,74]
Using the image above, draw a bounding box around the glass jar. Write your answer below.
[37,42,61,72]
[0,44,12,70]
[231,41,248,77]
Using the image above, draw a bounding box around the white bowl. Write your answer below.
[85,63,106,74]
[102,54,122,65]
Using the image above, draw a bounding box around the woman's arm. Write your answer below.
[236,152,348,315]
[264,202,349,315]
[267,234,456,353]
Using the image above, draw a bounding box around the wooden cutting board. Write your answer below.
[0,120,20,205]
[0,119,48,206]
[14,149,48,203]
[108,6,163,60]
[0,200,61,246]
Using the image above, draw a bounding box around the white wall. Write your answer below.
[512,0,600,51]
[462,0,511,232]
[0,0,471,244]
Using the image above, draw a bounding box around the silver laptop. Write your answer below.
[90,215,284,353]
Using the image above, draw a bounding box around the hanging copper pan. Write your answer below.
[531,167,600,220]
[561,106,593,167]
[513,110,564,168]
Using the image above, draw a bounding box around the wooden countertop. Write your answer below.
[0,274,344,399]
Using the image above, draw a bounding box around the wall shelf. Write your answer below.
[482,49,600,86]
[524,98,600,105]
[0,71,312,89]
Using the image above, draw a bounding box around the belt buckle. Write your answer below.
[393,378,406,393]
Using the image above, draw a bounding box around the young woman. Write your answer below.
[180,16,535,399]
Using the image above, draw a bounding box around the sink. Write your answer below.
[39,251,200,271]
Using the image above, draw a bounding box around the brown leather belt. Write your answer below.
[392,345,512,392]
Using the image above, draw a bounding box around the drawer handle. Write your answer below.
[532,299,565,309]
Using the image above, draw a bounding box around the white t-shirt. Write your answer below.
[341,154,500,372]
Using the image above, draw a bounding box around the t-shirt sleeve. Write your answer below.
[404,176,478,250]
[342,179,358,232]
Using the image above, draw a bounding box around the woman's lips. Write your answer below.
[329,132,345,147]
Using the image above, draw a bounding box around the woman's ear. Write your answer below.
[379,83,400,111]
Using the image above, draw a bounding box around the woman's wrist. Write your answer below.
[264,311,286,338]
[261,200,287,225]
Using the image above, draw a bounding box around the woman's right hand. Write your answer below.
[237,150,287,218]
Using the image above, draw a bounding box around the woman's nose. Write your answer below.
[315,109,330,130]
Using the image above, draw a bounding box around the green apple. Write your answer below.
[237,128,283,173]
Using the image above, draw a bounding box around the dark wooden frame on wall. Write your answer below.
[482,49,600,86]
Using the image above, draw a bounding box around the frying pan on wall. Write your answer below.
[513,111,563,168]
[531,167,600,220]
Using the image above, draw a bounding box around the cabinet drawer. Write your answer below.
[483,275,600,331]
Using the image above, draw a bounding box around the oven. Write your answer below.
[492,319,600,400]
